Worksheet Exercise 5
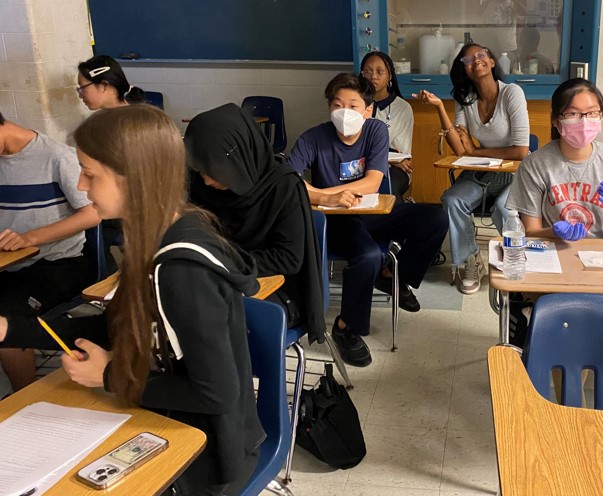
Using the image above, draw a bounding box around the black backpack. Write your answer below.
[295,364,366,469]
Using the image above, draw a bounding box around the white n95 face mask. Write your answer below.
[330,108,365,137]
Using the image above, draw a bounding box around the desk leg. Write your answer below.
[498,290,510,344]
[448,169,456,186]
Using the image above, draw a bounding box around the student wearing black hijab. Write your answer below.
[184,103,326,344]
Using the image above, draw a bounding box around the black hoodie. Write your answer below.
[140,212,265,488]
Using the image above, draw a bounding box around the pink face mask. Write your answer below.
[559,119,601,149]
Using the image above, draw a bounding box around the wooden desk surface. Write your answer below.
[0,369,206,496]
[83,273,284,302]
[489,237,603,294]
[434,155,521,174]
[0,246,39,270]
[488,346,603,495]
[313,194,396,215]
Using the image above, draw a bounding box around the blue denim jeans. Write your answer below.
[441,177,510,266]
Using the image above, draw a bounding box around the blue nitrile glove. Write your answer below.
[597,181,603,203]
[553,221,587,241]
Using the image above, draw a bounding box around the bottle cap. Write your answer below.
[502,52,508,56]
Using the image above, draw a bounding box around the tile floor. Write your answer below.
[273,236,501,496]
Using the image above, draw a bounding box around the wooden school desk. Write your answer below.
[82,273,285,302]
[313,194,396,215]
[0,368,206,496]
[489,237,603,344]
[488,345,603,496]
[434,155,521,186]
[0,247,39,270]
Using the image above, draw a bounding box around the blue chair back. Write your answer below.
[312,209,329,314]
[523,293,603,408]
[144,91,164,110]
[241,96,287,154]
[84,225,108,285]
[379,169,392,195]
[529,133,539,153]
[240,298,290,496]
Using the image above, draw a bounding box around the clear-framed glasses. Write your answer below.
[361,69,388,78]
[460,49,489,66]
[559,110,603,123]
[76,82,94,95]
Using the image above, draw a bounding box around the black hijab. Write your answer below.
[184,103,325,344]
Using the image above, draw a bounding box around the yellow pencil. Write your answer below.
[36,317,77,359]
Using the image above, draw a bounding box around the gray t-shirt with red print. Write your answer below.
[506,140,603,236]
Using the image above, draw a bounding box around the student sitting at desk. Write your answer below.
[0,112,99,391]
[185,103,326,344]
[0,105,265,495]
[360,51,414,202]
[288,73,448,367]
[77,55,146,274]
[416,43,529,295]
[507,78,603,239]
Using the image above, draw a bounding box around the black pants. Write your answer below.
[0,257,91,343]
[327,203,448,334]
[164,448,259,496]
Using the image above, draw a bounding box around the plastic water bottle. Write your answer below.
[498,52,511,74]
[502,210,526,280]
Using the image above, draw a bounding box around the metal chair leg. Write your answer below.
[284,341,305,484]
[324,330,353,390]
[388,241,402,352]
[266,477,295,496]
[489,286,500,315]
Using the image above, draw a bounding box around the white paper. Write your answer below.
[388,152,411,162]
[0,402,130,496]
[319,193,379,210]
[488,240,562,274]
[578,251,603,269]
[452,157,503,167]
[104,284,118,300]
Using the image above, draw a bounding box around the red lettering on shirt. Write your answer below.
[551,185,564,204]
[580,183,592,202]
[558,183,571,203]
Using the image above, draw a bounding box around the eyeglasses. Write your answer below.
[76,82,94,94]
[559,110,603,123]
[361,69,388,78]
[460,49,489,66]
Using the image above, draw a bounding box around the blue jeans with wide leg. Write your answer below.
[327,203,448,335]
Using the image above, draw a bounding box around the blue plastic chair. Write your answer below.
[327,172,401,352]
[143,91,164,110]
[240,298,293,496]
[241,96,287,154]
[522,293,603,408]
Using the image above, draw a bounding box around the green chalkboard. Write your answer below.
[89,0,353,62]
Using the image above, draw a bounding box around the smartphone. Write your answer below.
[76,432,169,489]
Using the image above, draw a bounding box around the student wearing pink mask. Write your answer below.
[507,78,603,240]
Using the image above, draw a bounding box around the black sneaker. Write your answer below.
[331,316,372,367]
[374,274,421,312]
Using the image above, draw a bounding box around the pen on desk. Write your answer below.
[19,488,36,496]
[36,317,77,359]
[353,194,363,198]
[501,161,514,167]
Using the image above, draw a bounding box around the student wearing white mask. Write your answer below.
[289,73,448,367]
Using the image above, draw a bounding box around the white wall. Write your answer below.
[121,62,352,152]
[0,0,92,141]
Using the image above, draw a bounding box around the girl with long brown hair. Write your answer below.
[2,104,265,495]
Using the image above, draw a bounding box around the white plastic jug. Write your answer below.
[420,29,454,74]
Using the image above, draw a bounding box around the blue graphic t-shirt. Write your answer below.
[288,118,389,188]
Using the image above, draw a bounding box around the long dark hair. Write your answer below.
[360,51,403,99]
[450,44,504,106]
[78,55,145,104]
[550,78,603,139]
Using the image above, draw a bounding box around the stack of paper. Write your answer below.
[452,157,503,167]
[388,152,411,162]
[319,193,379,210]
[0,402,130,496]
[488,240,562,273]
